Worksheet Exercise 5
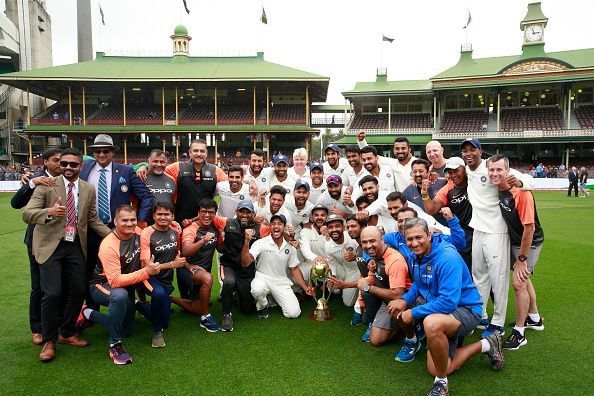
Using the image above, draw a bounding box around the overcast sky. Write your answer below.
[35,0,594,103]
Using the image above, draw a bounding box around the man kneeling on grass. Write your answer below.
[241,214,315,319]
[388,218,504,396]
[83,205,184,365]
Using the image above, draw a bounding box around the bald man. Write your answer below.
[425,141,447,177]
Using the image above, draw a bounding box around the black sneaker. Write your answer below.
[427,380,449,396]
[222,313,234,332]
[484,332,505,371]
[502,329,527,350]
[257,306,269,319]
[524,316,544,331]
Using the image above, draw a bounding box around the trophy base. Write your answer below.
[311,308,333,321]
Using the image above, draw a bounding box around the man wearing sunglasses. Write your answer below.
[23,148,111,362]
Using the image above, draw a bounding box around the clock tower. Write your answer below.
[520,2,548,48]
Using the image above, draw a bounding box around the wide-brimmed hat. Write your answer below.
[89,134,118,149]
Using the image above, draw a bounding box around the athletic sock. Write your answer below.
[406,334,418,343]
[514,325,525,336]
[528,312,541,322]
[434,377,448,385]
[480,338,491,353]
[201,314,210,321]
[82,308,93,320]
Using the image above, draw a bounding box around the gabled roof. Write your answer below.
[343,79,432,97]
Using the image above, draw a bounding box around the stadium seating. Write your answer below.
[575,105,594,129]
[440,110,488,132]
[500,107,564,131]
[33,104,88,125]
[350,114,389,129]
[180,104,215,125]
[217,104,252,125]
[270,104,306,124]
[391,113,431,128]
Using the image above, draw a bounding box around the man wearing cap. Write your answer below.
[298,204,329,287]
[260,154,298,196]
[426,140,448,177]
[284,180,314,238]
[218,200,270,331]
[461,137,535,338]
[315,174,355,218]
[323,144,349,179]
[241,214,314,319]
[422,157,474,269]
[357,132,417,192]
[308,162,327,204]
[324,215,360,309]
[81,134,153,303]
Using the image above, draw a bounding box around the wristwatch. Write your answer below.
[363,284,371,292]
[518,255,528,262]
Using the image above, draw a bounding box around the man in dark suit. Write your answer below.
[23,148,111,362]
[567,166,579,197]
[79,134,153,291]
[11,148,62,346]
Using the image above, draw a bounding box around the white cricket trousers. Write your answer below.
[329,263,360,307]
[251,273,301,318]
[471,230,510,327]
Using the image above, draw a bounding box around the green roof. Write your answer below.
[521,2,548,27]
[0,52,328,82]
[311,104,348,112]
[173,24,189,36]
[333,134,432,145]
[343,79,432,97]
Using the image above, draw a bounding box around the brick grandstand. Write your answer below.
[500,107,564,131]
[440,110,488,132]
[575,105,594,128]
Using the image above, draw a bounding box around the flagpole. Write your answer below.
[380,36,384,69]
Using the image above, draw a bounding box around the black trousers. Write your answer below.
[26,244,42,333]
[568,181,578,197]
[39,239,87,343]
[361,291,383,326]
[220,266,256,315]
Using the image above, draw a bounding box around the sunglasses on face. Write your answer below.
[94,149,112,155]
[60,161,80,168]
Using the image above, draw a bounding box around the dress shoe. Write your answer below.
[32,333,42,346]
[39,342,56,362]
[58,334,90,347]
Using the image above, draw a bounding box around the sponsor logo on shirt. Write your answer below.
[155,241,178,251]
[284,248,290,254]
[450,194,468,205]
[499,201,512,212]
[125,247,141,264]
[150,188,174,194]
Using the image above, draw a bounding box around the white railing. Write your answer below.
[346,128,434,135]
[433,129,594,140]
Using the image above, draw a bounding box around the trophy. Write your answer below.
[309,258,333,321]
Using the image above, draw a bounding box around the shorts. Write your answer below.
[449,306,481,359]
[176,267,202,300]
[579,182,586,189]
[511,244,542,273]
[372,302,396,330]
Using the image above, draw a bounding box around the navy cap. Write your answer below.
[326,174,342,186]
[273,154,289,166]
[294,179,310,191]
[309,161,324,172]
[270,214,287,224]
[236,200,255,212]
[311,204,329,215]
[324,144,340,153]
[460,138,481,150]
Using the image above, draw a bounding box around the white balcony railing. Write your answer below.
[346,128,434,135]
[433,129,594,140]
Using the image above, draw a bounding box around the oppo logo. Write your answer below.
[155,242,178,251]
[125,247,141,264]
[450,195,468,205]
[151,188,173,194]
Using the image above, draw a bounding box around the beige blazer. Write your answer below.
[23,176,111,264]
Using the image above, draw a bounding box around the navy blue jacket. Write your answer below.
[11,171,45,246]
[79,160,153,222]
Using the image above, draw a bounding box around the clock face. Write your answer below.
[525,24,543,42]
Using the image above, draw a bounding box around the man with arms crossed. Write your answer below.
[488,155,544,350]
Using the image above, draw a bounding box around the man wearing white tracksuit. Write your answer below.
[461,138,535,335]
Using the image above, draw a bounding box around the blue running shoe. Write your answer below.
[200,314,222,333]
[394,339,421,363]
[361,323,372,343]
[351,312,362,326]
[481,324,505,339]
[477,318,489,330]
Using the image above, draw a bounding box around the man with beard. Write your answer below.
[219,200,270,331]
[261,154,298,196]
[345,215,368,327]
[354,176,396,232]
[308,162,327,204]
[402,159,447,225]
[422,157,473,269]
[144,149,176,208]
[243,149,268,188]
[357,227,411,350]
[298,204,330,288]
[461,137,534,337]
[388,218,503,396]
[255,185,293,225]
[12,148,62,346]
[360,146,396,193]
[426,140,448,177]
[284,180,314,238]
[216,166,252,218]
[315,175,355,218]
[323,144,349,179]
[172,199,224,333]
[241,214,314,319]
[23,148,112,362]
[342,145,369,191]
[324,215,360,311]
[357,132,417,192]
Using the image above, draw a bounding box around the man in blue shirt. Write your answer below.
[388,218,504,396]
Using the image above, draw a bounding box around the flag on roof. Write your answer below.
[99,4,105,25]
[463,11,472,29]
[382,35,394,43]
[261,7,268,24]
[183,0,190,14]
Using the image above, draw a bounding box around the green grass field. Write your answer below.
[0,191,592,395]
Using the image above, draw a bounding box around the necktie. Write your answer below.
[98,168,110,223]
[66,182,78,234]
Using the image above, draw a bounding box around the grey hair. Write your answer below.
[402,217,429,233]
[293,148,307,159]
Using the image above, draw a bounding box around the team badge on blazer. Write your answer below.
[121,185,128,192]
